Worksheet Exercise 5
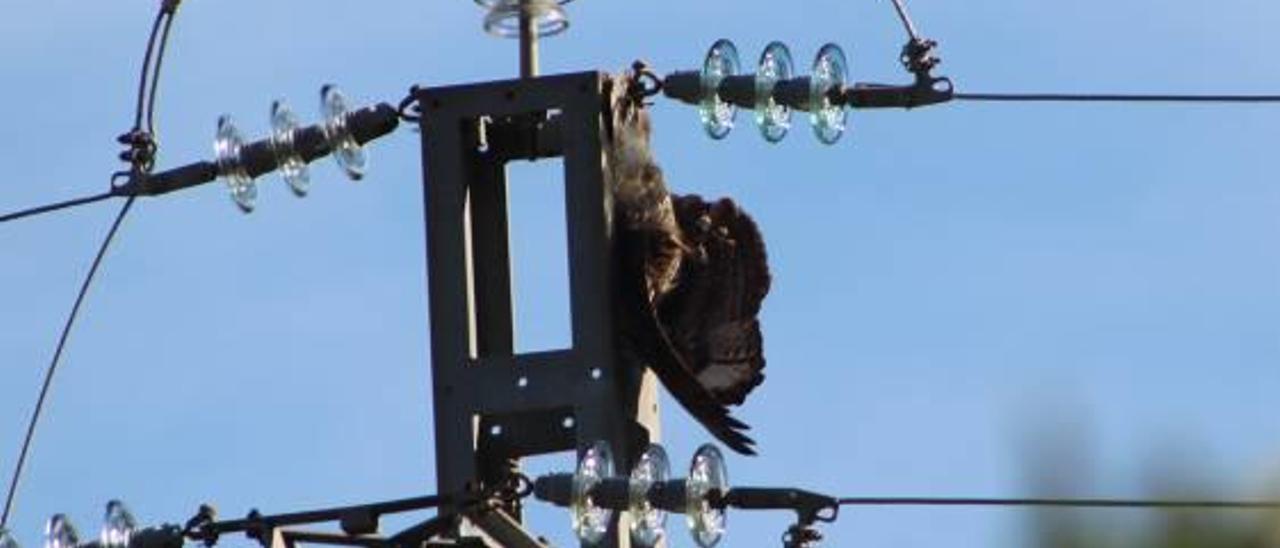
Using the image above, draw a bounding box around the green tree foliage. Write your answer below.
[1023,428,1280,547]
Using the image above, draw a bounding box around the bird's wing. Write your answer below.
[615,220,757,456]
[661,194,771,406]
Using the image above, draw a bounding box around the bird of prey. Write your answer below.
[602,71,771,456]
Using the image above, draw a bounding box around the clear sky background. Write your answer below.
[2,0,1278,546]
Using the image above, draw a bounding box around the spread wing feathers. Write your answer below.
[615,221,758,456]
[661,194,771,406]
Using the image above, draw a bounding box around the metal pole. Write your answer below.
[519,0,538,78]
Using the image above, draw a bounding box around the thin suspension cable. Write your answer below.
[145,13,176,134]
[1,1,177,528]
[0,196,137,529]
[838,496,1280,510]
[887,0,921,41]
[133,11,166,131]
[0,10,172,225]
[954,92,1280,103]
[0,192,119,224]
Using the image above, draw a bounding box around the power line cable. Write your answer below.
[888,0,921,41]
[837,496,1280,510]
[132,10,167,132]
[0,4,180,226]
[0,0,182,529]
[9,88,1280,223]
[0,192,120,224]
[143,9,176,135]
[954,92,1280,103]
[0,196,137,529]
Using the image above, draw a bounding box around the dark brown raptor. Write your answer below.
[603,71,771,455]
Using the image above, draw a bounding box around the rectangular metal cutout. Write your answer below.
[507,158,573,353]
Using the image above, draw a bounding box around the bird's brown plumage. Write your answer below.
[603,72,771,455]
[662,195,770,406]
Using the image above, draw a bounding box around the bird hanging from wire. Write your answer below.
[602,67,771,456]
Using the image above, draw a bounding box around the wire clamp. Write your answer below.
[782,523,824,548]
[628,60,664,105]
[116,129,159,175]
[182,504,219,547]
[397,86,423,124]
[901,37,940,76]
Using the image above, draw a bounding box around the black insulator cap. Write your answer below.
[662,71,703,105]
[129,525,187,548]
[240,140,279,179]
[122,161,218,196]
[717,75,756,109]
[592,478,631,510]
[533,473,574,507]
[294,126,332,163]
[348,103,400,146]
[649,479,687,513]
[773,77,812,112]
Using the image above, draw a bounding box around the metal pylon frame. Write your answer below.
[417,71,661,547]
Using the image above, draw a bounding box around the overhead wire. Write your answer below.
[132,9,167,132]
[0,4,179,226]
[0,192,119,225]
[0,196,137,529]
[9,92,1280,224]
[837,496,1280,510]
[0,0,181,530]
[954,92,1280,103]
[888,0,921,41]
[144,10,177,135]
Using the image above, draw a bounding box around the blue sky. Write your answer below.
[2,0,1278,546]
